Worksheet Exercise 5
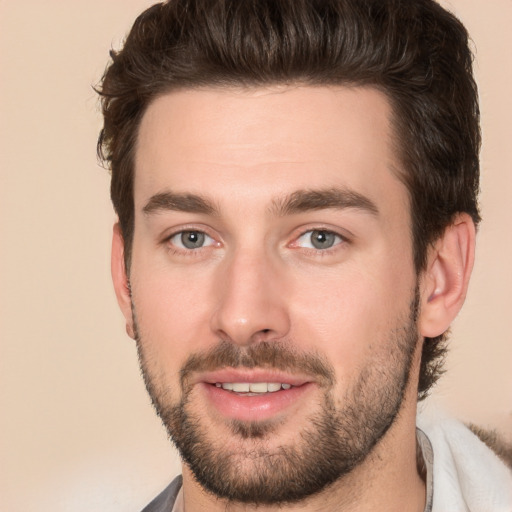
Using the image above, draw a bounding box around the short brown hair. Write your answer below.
[97,0,481,399]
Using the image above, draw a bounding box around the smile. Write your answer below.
[201,379,313,423]
[214,382,293,394]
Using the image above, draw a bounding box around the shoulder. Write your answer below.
[418,412,512,512]
[141,475,183,512]
[466,423,512,469]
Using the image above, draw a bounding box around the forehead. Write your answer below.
[134,85,407,216]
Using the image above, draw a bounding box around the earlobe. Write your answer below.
[419,214,476,338]
[111,223,135,339]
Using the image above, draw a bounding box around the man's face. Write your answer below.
[125,86,421,503]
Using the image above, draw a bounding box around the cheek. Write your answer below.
[289,262,415,377]
[130,262,216,364]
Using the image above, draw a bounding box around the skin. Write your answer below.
[112,85,475,511]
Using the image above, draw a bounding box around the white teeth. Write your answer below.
[217,382,292,393]
[232,383,250,392]
[249,382,268,393]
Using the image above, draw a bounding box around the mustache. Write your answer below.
[179,340,335,389]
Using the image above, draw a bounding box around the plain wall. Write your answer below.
[0,1,510,510]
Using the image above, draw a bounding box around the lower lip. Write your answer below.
[201,382,314,423]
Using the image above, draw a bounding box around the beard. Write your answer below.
[133,290,420,506]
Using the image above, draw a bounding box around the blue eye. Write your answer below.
[170,230,214,250]
[296,230,342,250]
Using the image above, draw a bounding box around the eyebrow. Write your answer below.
[142,192,218,216]
[142,187,379,218]
[271,188,379,217]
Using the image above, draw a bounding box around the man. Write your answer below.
[97,0,512,510]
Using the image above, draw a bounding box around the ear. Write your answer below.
[419,213,476,338]
[111,223,135,339]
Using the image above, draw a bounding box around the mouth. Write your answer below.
[196,371,315,423]
[213,382,293,395]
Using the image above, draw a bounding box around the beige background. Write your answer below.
[0,1,510,510]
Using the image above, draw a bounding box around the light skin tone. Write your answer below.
[112,85,475,511]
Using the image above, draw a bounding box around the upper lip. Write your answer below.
[192,369,312,387]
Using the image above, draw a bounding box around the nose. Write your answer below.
[210,249,291,347]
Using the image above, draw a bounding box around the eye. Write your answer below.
[169,230,215,250]
[295,229,344,250]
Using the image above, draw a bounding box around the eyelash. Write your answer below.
[162,227,349,256]
[163,227,219,256]
[292,228,348,255]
